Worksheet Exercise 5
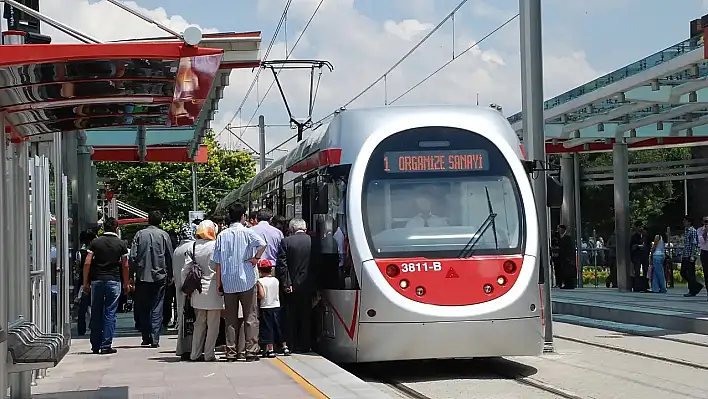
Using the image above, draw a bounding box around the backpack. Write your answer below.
[181,242,203,295]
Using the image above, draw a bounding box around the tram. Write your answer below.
[217,106,544,363]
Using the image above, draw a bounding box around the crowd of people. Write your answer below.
[74,204,321,360]
[551,215,708,297]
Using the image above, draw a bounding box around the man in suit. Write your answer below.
[557,224,576,289]
[276,218,317,352]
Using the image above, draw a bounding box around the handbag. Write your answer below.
[181,242,203,295]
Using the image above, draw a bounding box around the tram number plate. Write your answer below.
[400,262,442,273]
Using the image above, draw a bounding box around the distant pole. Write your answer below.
[476,93,479,106]
[191,163,198,211]
[259,115,266,171]
[519,0,553,353]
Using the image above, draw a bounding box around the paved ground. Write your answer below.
[552,286,708,316]
[357,321,708,398]
[32,315,316,398]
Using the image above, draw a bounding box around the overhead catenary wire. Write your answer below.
[309,0,471,129]
[389,13,519,104]
[217,0,293,136]
[240,0,325,137]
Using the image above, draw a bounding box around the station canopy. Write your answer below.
[0,31,261,163]
[509,33,708,154]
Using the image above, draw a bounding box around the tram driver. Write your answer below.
[405,195,448,228]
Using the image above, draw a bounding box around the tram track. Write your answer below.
[355,358,589,399]
[554,334,708,372]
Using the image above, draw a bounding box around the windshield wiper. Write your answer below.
[458,186,498,258]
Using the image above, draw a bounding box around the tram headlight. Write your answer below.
[399,279,409,289]
[503,260,517,274]
[415,286,426,296]
[386,264,400,278]
[483,284,493,294]
[497,276,507,286]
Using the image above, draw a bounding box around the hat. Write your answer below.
[257,259,273,268]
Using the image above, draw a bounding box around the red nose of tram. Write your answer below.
[374,255,523,305]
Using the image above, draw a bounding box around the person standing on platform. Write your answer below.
[76,230,97,336]
[82,218,130,354]
[557,224,576,290]
[173,223,196,360]
[681,216,702,297]
[697,216,708,300]
[276,218,317,352]
[251,209,284,266]
[130,211,174,348]
[212,202,266,362]
[189,220,224,362]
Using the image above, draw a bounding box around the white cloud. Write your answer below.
[38,0,218,43]
[31,0,601,154]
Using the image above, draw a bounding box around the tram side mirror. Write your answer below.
[546,175,563,207]
[313,184,329,214]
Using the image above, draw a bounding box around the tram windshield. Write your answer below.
[362,126,523,259]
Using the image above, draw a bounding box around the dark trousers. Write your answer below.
[552,259,563,287]
[89,280,122,351]
[76,293,91,335]
[283,291,312,351]
[680,257,703,295]
[163,283,176,326]
[259,307,283,345]
[701,251,708,295]
[606,256,617,288]
[135,280,166,344]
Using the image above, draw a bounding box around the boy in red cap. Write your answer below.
[256,259,289,357]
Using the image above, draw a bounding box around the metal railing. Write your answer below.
[574,245,690,288]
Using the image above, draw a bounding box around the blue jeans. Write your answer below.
[652,255,667,293]
[90,280,122,351]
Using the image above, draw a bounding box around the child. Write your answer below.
[257,260,289,357]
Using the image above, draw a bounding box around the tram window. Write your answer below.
[294,180,303,218]
[285,181,295,219]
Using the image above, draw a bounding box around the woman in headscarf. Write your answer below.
[187,220,224,361]
[173,223,195,360]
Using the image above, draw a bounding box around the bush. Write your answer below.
[579,263,704,286]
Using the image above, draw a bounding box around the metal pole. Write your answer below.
[10,139,32,398]
[573,153,583,287]
[613,141,632,292]
[0,112,8,399]
[191,163,198,211]
[2,0,101,43]
[259,115,266,171]
[519,0,553,353]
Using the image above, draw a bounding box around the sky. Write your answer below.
[7,0,708,157]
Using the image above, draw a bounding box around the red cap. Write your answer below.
[257,259,273,267]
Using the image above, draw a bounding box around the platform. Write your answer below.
[34,318,389,399]
[551,287,708,336]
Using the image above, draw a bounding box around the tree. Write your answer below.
[95,129,255,233]
[578,147,689,237]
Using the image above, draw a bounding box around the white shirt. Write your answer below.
[258,276,280,309]
[405,214,448,228]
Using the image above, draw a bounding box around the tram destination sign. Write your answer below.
[383,149,489,173]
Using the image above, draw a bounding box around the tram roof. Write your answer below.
[0,31,261,163]
[509,32,708,154]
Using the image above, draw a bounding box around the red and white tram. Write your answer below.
[217,105,544,363]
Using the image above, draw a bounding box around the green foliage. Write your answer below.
[95,130,255,234]
[581,264,703,286]
[579,148,689,235]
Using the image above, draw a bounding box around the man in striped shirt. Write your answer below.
[213,202,266,361]
[682,215,703,297]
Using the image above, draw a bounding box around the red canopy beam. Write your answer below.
[91,145,208,163]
